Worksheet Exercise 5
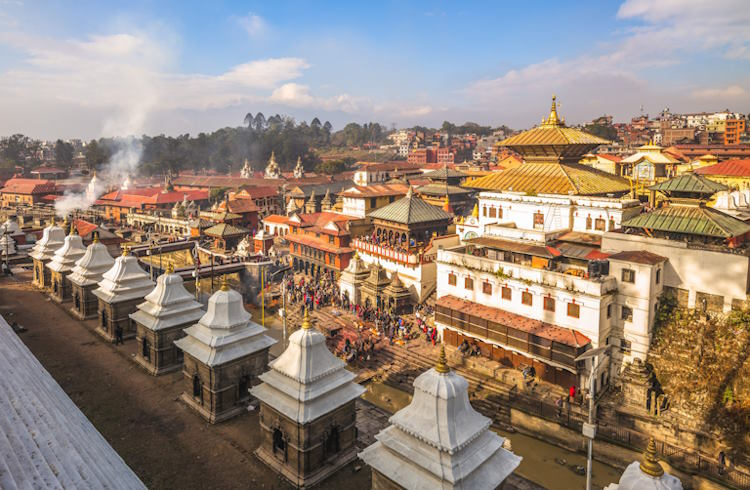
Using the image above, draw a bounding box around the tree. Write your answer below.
[323,121,332,132]
[85,140,108,170]
[311,117,322,129]
[54,139,74,168]
[243,112,254,128]
[253,112,266,131]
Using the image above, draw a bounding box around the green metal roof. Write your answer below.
[368,187,453,225]
[203,223,250,237]
[621,204,750,238]
[416,183,473,196]
[649,173,727,196]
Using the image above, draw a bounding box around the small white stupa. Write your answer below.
[240,158,252,178]
[605,438,683,490]
[0,232,16,257]
[250,308,366,487]
[29,218,66,288]
[68,233,115,319]
[2,216,22,236]
[293,156,305,178]
[175,277,276,422]
[359,346,522,490]
[46,222,87,302]
[93,248,155,342]
[130,264,204,375]
[265,151,281,179]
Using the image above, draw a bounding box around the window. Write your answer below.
[464,277,474,290]
[620,338,632,353]
[544,296,555,312]
[655,269,661,285]
[533,212,544,229]
[448,273,457,286]
[595,218,606,231]
[585,216,592,230]
[370,197,377,208]
[498,207,503,219]
[522,291,533,306]
[482,282,492,295]
[621,306,633,322]
[489,207,497,218]
[607,303,612,318]
[501,286,512,300]
[567,302,580,318]
[482,206,487,217]
[621,268,635,283]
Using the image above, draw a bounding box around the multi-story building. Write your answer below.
[407,147,455,165]
[94,185,209,224]
[352,162,423,186]
[339,183,409,218]
[724,118,746,145]
[0,178,57,208]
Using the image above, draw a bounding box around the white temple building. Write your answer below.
[605,438,683,490]
[251,309,366,487]
[339,252,370,306]
[265,151,282,179]
[0,231,17,257]
[358,346,521,490]
[29,219,66,288]
[130,265,205,375]
[174,279,276,422]
[68,234,115,319]
[46,223,87,302]
[93,249,155,342]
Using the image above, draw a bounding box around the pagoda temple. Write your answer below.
[464,96,630,196]
[93,248,155,343]
[359,347,521,489]
[68,234,115,320]
[29,218,65,288]
[367,186,453,250]
[46,222,87,303]
[174,278,276,423]
[416,165,474,215]
[129,265,204,375]
[604,438,683,489]
[251,309,365,488]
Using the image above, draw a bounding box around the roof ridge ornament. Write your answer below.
[301,307,312,329]
[435,345,450,374]
[121,246,130,256]
[640,437,664,477]
[220,275,230,291]
[541,95,563,127]
[93,231,100,243]
[166,263,174,274]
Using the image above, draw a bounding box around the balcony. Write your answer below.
[352,238,423,265]
[438,248,617,297]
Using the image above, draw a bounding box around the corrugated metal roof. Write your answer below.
[466,236,556,258]
[416,183,473,196]
[368,188,453,225]
[695,159,750,178]
[649,173,727,195]
[204,223,250,237]
[422,167,467,180]
[462,162,631,195]
[500,125,609,147]
[621,204,750,238]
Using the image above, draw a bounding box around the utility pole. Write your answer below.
[261,265,265,328]
[575,346,610,490]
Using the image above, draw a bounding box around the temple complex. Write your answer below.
[174,279,275,423]
[604,438,683,489]
[359,347,521,489]
[93,248,155,342]
[251,309,365,488]
[29,218,65,288]
[68,234,115,320]
[416,165,474,215]
[46,222,86,303]
[129,265,204,375]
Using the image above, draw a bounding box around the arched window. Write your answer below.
[273,428,287,460]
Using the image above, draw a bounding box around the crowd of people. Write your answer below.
[284,274,341,313]
[357,233,415,256]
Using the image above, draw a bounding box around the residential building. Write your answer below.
[578,153,623,175]
[352,162,423,186]
[228,185,280,217]
[724,118,747,145]
[94,186,209,224]
[339,183,409,218]
[261,214,291,236]
[695,158,750,190]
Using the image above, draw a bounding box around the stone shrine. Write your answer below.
[46,222,86,303]
[68,234,115,320]
[359,347,521,490]
[251,309,365,488]
[338,252,369,306]
[174,278,275,423]
[29,218,65,288]
[129,265,204,375]
[93,248,155,343]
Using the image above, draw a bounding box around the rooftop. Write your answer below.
[368,187,453,225]
[621,203,750,239]
[0,178,57,195]
[695,159,750,178]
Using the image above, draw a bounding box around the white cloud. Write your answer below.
[237,13,267,38]
[691,85,746,99]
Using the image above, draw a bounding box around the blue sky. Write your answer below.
[0,0,748,139]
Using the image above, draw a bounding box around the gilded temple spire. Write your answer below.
[541,95,563,127]
[435,345,450,374]
[639,437,664,477]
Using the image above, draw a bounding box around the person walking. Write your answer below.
[114,326,123,345]
[569,385,576,404]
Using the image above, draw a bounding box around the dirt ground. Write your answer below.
[0,272,373,490]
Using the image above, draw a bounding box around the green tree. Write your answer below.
[85,140,108,170]
[243,112,254,128]
[54,139,74,168]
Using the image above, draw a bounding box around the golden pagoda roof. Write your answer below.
[463,161,631,196]
[499,96,610,151]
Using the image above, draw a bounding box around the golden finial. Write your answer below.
[640,437,664,477]
[93,231,100,243]
[301,307,312,330]
[220,275,230,291]
[69,220,76,236]
[122,246,130,256]
[166,263,174,274]
[435,345,450,374]
[542,94,561,127]
[472,203,479,218]
[50,215,56,226]
[62,215,69,228]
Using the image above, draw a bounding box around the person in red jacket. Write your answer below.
[569,385,576,403]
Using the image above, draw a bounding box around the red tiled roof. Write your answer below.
[597,154,622,163]
[0,178,57,195]
[95,187,208,208]
[41,194,61,202]
[437,295,591,348]
[695,159,750,178]
[357,161,424,172]
[73,219,98,238]
[263,214,290,225]
[234,185,279,199]
[221,199,258,214]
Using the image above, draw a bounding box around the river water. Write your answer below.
[362,380,622,490]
